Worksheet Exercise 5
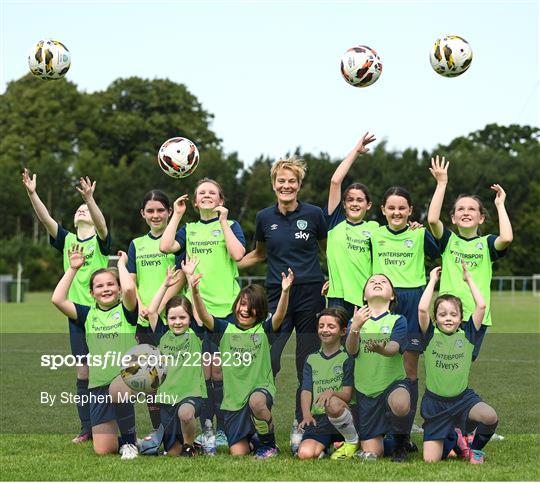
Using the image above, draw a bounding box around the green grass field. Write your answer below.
[1,292,539,481]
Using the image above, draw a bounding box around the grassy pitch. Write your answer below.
[0,292,539,481]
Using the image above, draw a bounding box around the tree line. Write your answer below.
[1,75,539,289]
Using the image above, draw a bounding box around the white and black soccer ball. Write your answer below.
[121,344,167,393]
[429,35,473,78]
[28,39,71,80]
[158,137,200,179]
[340,45,383,87]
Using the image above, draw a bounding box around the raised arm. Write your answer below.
[181,257,215,331]
[22,169,58,238]
[491,184,513,251]
[147,266,183,331]
[51,245,83,319]
[427,155,448,240]
[117,251,137,312]
[419,267,441,334]
[328,132,376,215]
[462,263,486,329]
[157,273,186,314]
[76,177,108,240]
[271,268,294,331]
[160,195,188,254]
[237,241,267,270]
[345,305,372,355]
[214,207,245,261]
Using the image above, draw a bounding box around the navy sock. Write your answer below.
[443,430,458,459]
[213,380,225,431]
[200,380,215,426]
[471,421,498,450]
[76,378,91,433]
[114,402,136,445]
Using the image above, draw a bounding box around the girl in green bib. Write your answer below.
[370,187,440,447]
[144,266,206,457]
[427,156,513,360]
[127,190,183,431]
[22,169,110,444]
[418,265,498,464]
[160,178,246,447]
[52,248,141,459]
[182,256,294,459]
[325,132,378,319]
[346,273,412,462]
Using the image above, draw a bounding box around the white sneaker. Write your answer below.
[119,443,139,460]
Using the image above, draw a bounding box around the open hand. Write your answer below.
[76,177,96,201]
[68,245,85,270]
[491,184,506,207]
[354,132,376,155]
[22,168,37,194]
[429,155,449,184]
[281,268,294,292]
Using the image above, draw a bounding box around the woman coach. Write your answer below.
[239,156,327,420]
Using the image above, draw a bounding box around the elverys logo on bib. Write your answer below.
[296,220,308,230]
[404,239,414,248]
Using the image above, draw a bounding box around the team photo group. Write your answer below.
[22,129,513,465]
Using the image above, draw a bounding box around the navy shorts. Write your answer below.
[223,388,273,447]
[202,332,220,354]
[356,379,411,440]
[68,317,88,358]
[88,385,134,429]
[327,298,355,321]
[472,325,488,361]
[301,414,344,448]
[421,388,483,441]
[160,397,203,451]
[395,287,425,352]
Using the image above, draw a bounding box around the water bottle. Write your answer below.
[290,419,302,455]
[203,419,216,456]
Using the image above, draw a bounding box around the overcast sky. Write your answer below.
[2,0,538,165]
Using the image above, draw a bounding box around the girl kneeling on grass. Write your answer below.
[182,257,294,459]
[346,274,412,462]
[418,265,498,464]
[52,248,140,459]
[145,266,207,457]
[297,307,358,460]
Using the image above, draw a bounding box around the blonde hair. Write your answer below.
[270,156,307,184]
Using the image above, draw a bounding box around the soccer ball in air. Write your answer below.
[28,39,71,80]
[121,344,167,393]
[429,35,473,77]
[158,137,200,179]
[340,45,382,87]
